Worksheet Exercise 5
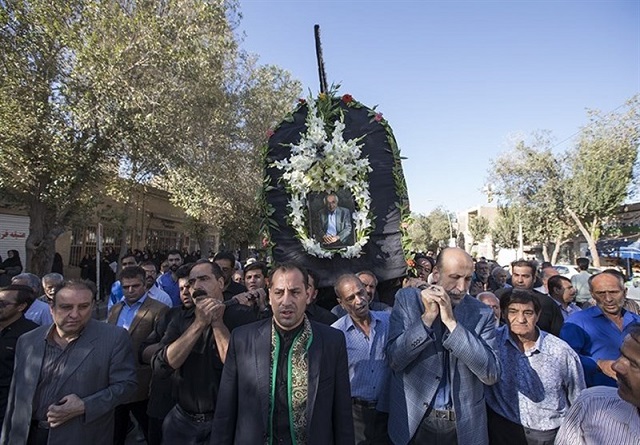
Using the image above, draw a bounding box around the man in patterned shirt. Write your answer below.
[485,288,585,445]
[332,274,391,444]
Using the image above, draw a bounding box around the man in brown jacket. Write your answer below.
[108,266,168,444]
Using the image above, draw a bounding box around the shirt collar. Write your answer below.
[122,292,148,308]
[343,310,380,332]
[503,325,544,356]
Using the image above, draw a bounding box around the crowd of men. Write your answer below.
[0,247,638,445]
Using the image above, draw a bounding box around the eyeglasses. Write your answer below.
[0,301,18,309]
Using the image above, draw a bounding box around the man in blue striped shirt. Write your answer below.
[331,274,391,445]
[556,325,640,444]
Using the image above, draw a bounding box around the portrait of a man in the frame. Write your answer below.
[309,191,354,248]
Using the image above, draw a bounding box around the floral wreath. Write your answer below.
[271,92,373,258]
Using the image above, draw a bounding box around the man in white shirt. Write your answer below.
[140,261,172,307]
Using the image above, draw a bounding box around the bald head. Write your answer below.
[478,291,501,325]
[433,248,474,305]
[435,247,473,271]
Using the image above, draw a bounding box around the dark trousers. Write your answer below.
[114,399,150,445]
[409,409,457,445]
[27,421,49,445]
[352,403,390,445]
[487,406,558,445]
[148,416,165,445]
[162,404,213,445]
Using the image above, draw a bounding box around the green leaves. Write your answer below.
[488,97,639,263]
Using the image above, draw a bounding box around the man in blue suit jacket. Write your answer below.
[316,193,353,246]
[387,247,500,445]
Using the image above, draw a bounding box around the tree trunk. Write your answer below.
[542,243,550,262]
[551,235,562,265]
[26,200,63,276]
[566,208,601,267]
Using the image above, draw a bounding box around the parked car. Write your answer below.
[552,264,603,279]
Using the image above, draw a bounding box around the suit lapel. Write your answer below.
[306,323,321,426]
[28,328,48,387]
[129,297,151,333]
[107,302,122,325]
[255,320,272,432]
[55,320,97,390]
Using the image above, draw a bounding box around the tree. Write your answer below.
[162,61,301,253]
[565,97,640,266]
[0,0,299,273]
[489,132,575,262]
[406,213,431,252]
[0,0,116,275]
[469,215,490,245]
[491,205,521,250]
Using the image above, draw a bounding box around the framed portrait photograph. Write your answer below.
[307,190,356,249]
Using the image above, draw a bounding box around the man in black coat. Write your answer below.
[211,263,354,445]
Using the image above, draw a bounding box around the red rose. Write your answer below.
[342,94,353,104]
[374,112,383,122]
[266,129,275,138]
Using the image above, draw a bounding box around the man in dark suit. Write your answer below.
[211,262,354,444]
[499,260,564,336]
[0,285,38,427]
[1,280,137,445]
[316,193,353,246]
[107,266,168,445]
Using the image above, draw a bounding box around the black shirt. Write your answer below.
[223,281,247,302]
[305,303,338,325]
[272,322,305,445]
[0,316,38,388]
[152,304,257,414]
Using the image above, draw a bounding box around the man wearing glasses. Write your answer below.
[560,271,640,387]
[0,285,37,426]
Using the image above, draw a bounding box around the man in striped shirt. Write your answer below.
[556,324,640,444]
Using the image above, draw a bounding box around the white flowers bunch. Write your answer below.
[273,94,373,259]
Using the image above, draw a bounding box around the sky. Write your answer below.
[237,0,639,216]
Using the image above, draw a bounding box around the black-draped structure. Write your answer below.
[263,97,409,293]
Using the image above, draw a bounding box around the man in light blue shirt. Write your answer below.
[108,253,138,311]
[317,193,352,247]
[11,273,53,326]
[140,261,172,308]
[331,274,390,444]
[156,249,182,306]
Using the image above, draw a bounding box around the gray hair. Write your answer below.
[588,270,625,293]
[42,273,64,286]
[333,274,362,299]
[12,273,43,296]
